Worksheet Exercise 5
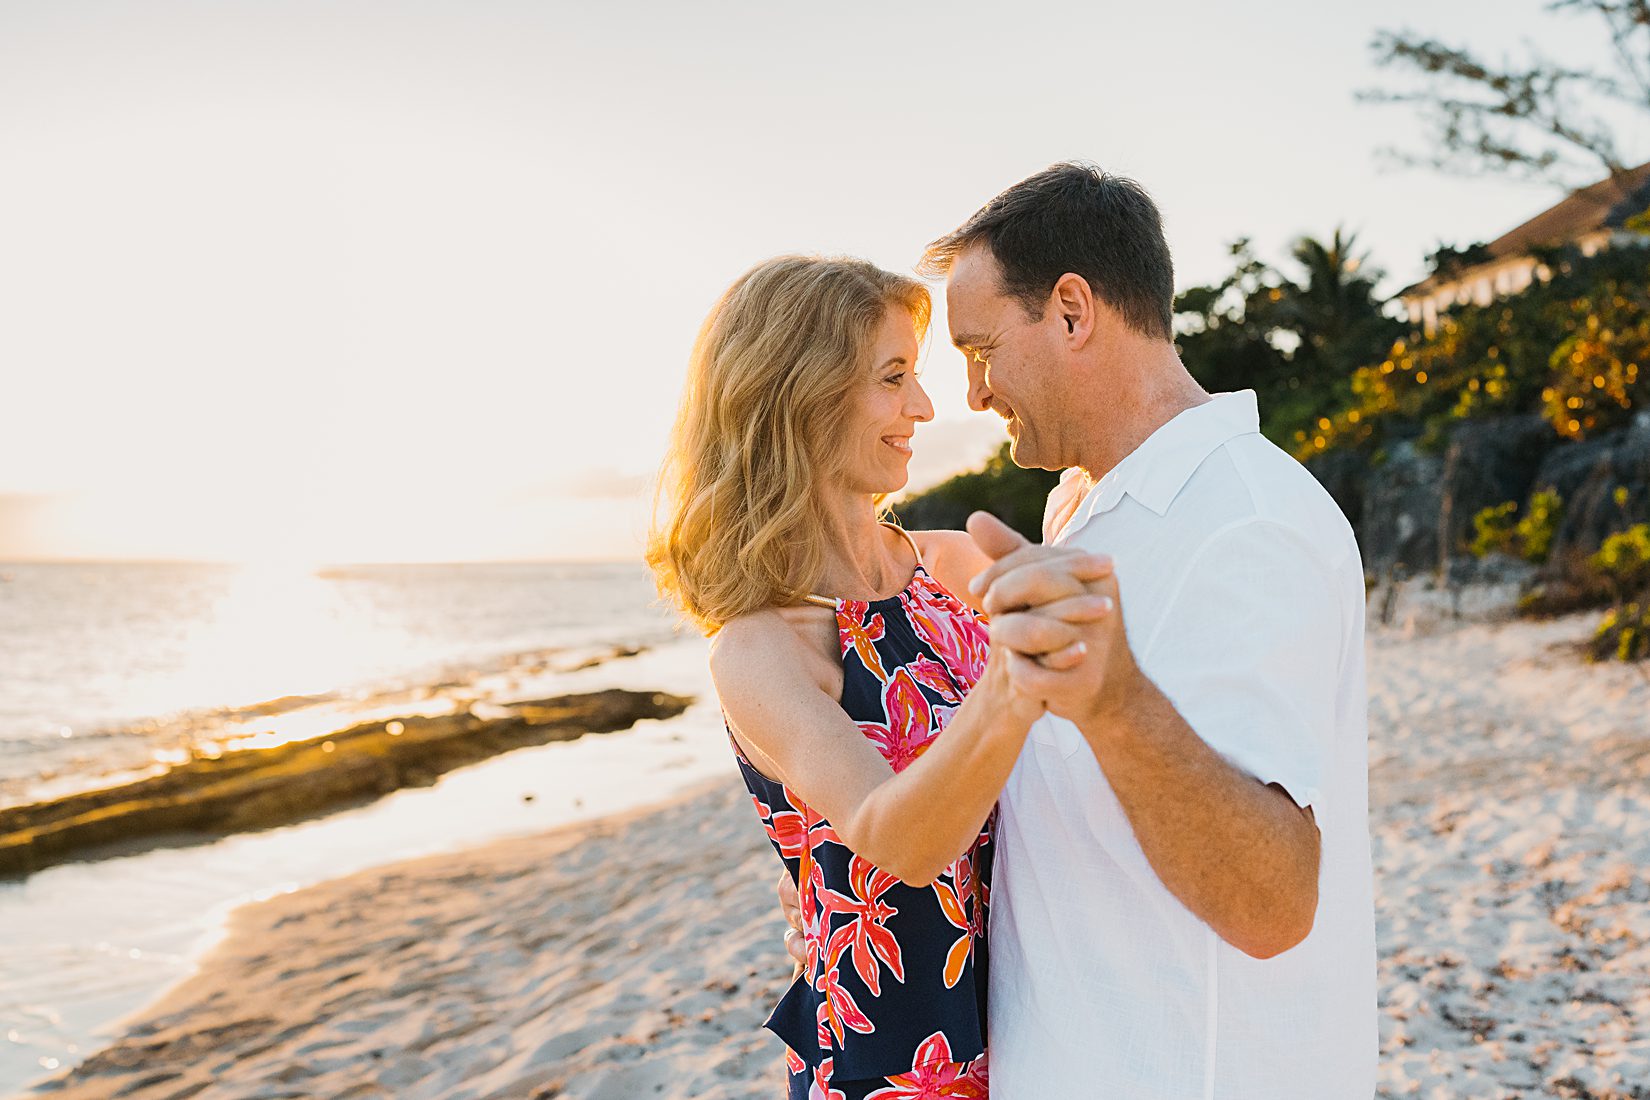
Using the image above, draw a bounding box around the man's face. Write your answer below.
[944,244,1062,470]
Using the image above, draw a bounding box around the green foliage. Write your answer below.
[1590,523,1650,598]
[1586,524,1650,662]
[1175,231,1401,449]
[1470,501,1518,557]
[1426,242,1493,278]
[1304,248,1650,458]
[1590,602,1650,662]
[1542,281,1650,439]
[891,443,1060,542]
[1469,490,1564,563]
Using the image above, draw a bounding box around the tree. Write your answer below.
[1363,0,1649,191]
[1279,228,1404,379]
[1175,233,1400,448]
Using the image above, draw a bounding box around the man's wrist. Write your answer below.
[1077,658,1149,745]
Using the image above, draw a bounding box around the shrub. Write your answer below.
[1590,601,1650,662]
[1590,523,1650,601]
[1586,523,1650,662]
[1468,490,1563,563]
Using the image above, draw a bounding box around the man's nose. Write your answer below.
[966,358,992,413]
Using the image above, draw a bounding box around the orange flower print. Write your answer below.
[931,871,972,990]
[864,1031,989,1099]
[822,854,905,996]
[906,654,962,704]
[816,960,874,1046]
[838,601,889,682]
[809,1057,847,1100]
[860,668,937,773]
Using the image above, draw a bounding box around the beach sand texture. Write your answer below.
[22,612,1650,1099]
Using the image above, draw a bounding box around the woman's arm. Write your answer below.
[712,610,1039,886]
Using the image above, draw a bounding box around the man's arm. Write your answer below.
[973,513,1338,959]
[1072,667,1319,959]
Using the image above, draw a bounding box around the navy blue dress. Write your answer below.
[726,550,994,1098]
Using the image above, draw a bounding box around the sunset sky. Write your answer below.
[0,0,1635,563]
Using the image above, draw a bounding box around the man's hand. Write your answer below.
[966,510,1136,724]
[778,871,805,972]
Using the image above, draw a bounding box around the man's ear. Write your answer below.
[1051,272,1095,348]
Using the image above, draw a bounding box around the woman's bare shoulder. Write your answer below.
[710,605,839,690]
[909,529,992,608]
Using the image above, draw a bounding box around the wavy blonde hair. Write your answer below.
[647,255,931,635]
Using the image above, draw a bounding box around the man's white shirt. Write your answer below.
[987,390,1377,1099]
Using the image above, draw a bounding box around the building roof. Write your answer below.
[1399,160,1650,300]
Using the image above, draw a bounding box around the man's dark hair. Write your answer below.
[919,162,1174,342]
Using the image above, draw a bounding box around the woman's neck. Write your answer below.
[809,488,910,600]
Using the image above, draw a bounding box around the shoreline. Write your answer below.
[19,778,791,1100]
[15,611,1650,1098]
[0,636,733,1097]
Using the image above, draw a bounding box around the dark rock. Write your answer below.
[1535,414,1650,581]
[1436,415,1561,564]
[1359,441,1444,578]
[0,688,694,877]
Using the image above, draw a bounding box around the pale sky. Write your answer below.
[0,0,1637,562]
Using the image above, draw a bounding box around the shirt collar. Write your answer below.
[1057,390,1261,539]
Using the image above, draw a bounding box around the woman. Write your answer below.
[646,256,1104,1099]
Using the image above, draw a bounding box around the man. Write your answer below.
[782,163,1377,1097]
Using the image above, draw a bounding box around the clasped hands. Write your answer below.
[964,510,1129,727]
[778,512,1130,969]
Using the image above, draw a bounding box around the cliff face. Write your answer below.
[1307,412,1650,590]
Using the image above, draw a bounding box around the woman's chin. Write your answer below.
[875,469,911,496]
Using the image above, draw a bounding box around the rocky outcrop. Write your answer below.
[1309,414,1645,588]
[1534,415,1650,580]
[1436,415,1561,564]
[1356,441,1444,578]
[0,689,694,877]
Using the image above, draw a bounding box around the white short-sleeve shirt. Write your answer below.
[988,390,1377,1099]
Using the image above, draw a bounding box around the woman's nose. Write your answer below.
[909,377,936,422]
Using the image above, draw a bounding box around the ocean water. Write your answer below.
[0,560,686,809]
[0,562,734,1095]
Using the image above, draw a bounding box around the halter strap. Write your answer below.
[802,521,924,606]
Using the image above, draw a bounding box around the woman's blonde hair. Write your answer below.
[646,255,931,635]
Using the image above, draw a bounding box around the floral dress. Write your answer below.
[727,536,994,1100]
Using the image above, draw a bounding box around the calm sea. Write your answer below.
[0,560,685,809]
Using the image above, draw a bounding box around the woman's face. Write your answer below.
[838,304,934,495]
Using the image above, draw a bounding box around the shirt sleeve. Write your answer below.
[1134,519,1347,810]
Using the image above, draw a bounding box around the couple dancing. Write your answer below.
[647,163,1375,1099]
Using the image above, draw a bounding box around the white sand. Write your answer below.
[20,612,1650,1099]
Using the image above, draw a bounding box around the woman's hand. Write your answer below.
[778,871,805,971]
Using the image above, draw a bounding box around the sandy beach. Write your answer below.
[18,609,1650,1100]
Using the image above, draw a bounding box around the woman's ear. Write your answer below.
[1051,272,1095,348]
